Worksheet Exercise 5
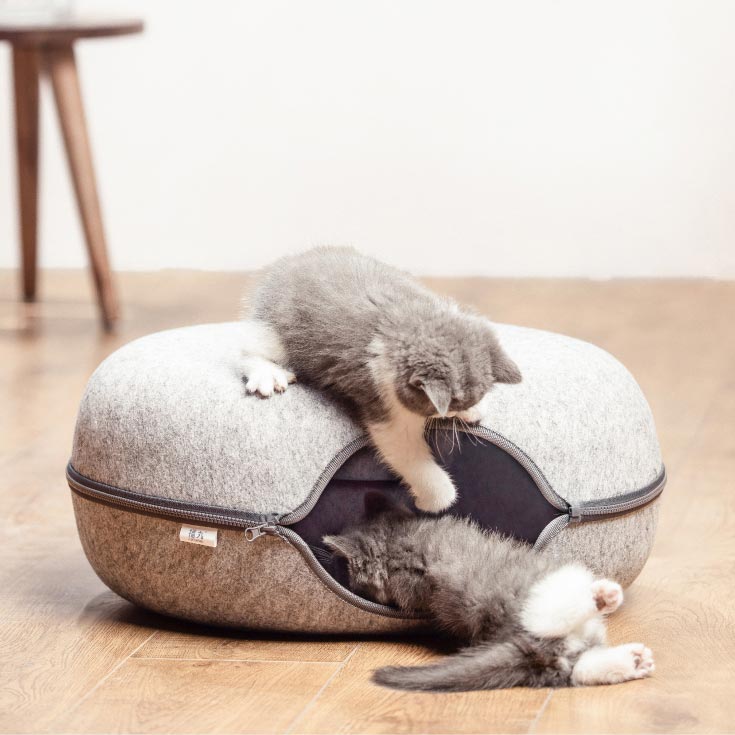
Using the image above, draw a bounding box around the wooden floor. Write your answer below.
[2,269,734,734]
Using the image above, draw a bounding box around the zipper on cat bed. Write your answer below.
[244,522,278,541]
[66,453,665,619]
[569,469,667,522]
[456,425,569,512]
[67,465,276,530]
[534,468,667,552]
[66,464,414,619]
[278,425,570,526]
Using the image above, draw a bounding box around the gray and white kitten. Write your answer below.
[241,246,522,512]
[324,495,655,692]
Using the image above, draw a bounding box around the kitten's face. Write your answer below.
[388,316,522,418]
[324,495,411,606]
[324,531,394,605]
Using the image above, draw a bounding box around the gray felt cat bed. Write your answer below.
[67,322,665,634]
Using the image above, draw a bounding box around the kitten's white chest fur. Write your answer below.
[366,338,460,512]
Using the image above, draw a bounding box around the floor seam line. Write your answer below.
[56,630,157,723]
[282,643,361,735]
[528,688,554,733]
[131,656,339,664]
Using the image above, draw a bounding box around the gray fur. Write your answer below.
[324,496,624,692]
[249,247,521,424]
[374,640,575,692]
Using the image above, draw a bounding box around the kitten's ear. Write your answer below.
[412,376,452,416]
[323,534,359,560]
[492,349,523,385]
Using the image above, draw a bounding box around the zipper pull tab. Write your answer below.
[244,523,275,542]
[568,504,582,523]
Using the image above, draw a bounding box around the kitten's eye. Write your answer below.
[409,376,424,390]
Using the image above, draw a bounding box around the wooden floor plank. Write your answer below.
[534,376,735,733]
[290,641,551,734]
[135,630,358,663]
[0,577,157,732]
[54,658,340,734]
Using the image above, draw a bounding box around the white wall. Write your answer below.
[1,0,734,277]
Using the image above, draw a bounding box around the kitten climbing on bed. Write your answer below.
[240,247,521,513]
[323,494,655,692]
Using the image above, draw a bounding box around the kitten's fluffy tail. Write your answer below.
[372,641,569,692]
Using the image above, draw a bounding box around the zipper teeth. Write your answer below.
[67,468,267,530]
[576,470,666,517]
[279,436,369,525]
[445,425,569,511]
[280,423,568,526]
[68,466,416,621]
[533,515,570,552]
[535,470,666,553]
[70,423,567,530]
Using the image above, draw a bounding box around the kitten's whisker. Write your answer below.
[452,417,461,454]
[457,416,479,446]
[428,417,446,462]
[444,418,453,454]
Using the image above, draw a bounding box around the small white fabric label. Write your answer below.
[179,525,218,548]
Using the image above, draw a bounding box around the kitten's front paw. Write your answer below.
[413,473,457,513]
[456,393,492,424]
[592,579,624,614]
[245,364,296,397]
[456,406,482,423]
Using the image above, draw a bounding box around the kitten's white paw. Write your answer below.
[592,579,624,614]
[413,473,457,513]
[456,393,492,424]
[628,643,655,678]
[245,364,296,397]
[572,643,654,685]
[604,643,655,683]
[456,406,482,423]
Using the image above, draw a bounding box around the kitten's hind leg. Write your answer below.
[522,567,625,640]
[367,410,457,513]
[571,643,655,686]
[591,579,624,615]
[522,564,608,638]
[240,320,296,397]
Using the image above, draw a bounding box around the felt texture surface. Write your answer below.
[71,321,663,513]
[545,501,661,588]
[72,493,423,634]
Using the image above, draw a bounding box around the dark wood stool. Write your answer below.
[1,17,144,329]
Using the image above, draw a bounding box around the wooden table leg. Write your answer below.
[44,43,119,329]
[12,44,40,303]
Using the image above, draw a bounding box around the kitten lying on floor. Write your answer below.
[241,247,521,512]
[324,494,655,692]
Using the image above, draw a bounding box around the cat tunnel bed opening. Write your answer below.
[67,321,665,633]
